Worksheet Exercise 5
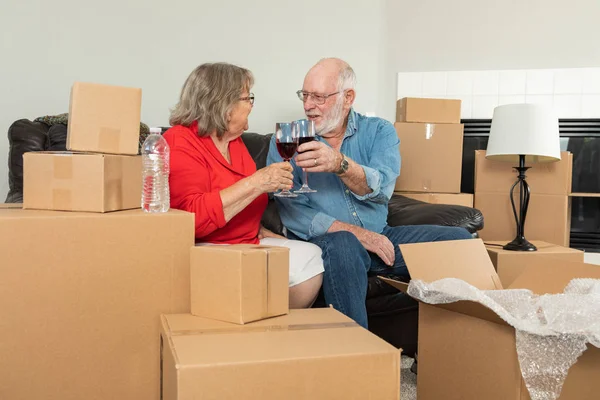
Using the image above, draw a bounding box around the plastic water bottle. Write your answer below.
[141,127,170,213]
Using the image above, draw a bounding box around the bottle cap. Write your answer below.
[149,127,162,134]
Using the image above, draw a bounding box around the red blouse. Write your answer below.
[163,122,267,244]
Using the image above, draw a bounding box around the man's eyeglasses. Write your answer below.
[296,90,340,105]
[240,93,255,105]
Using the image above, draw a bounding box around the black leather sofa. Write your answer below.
[5,119,484,356]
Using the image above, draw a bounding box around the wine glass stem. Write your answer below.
[303,169,309,187]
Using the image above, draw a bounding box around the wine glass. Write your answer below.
[293,119,317,193]
[274,122,298,198]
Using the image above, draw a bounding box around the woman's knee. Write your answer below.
[289,273,323,309]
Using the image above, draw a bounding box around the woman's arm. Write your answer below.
[219,176,263,222]
[221,162,294,221]
[169,145,293,237]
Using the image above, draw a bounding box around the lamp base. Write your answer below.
[503,236,537,252]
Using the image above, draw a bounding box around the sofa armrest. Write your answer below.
[387,194,484,234]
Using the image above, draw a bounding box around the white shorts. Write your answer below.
[259,238,324,287]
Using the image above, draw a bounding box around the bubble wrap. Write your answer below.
[407,278,600,400]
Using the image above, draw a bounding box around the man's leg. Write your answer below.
[369,225,473,277]
[309,231,371,328]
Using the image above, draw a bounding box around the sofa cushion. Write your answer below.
[388,195,483,233]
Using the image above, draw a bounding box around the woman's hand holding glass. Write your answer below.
[250,162,293,194]
[274,122,299,198]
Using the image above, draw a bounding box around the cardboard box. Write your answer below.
[475,192,571,246]
[396,97,461,124]
[380,239,600,400]
[190,245,289,324]
[475,150,573,195]
[67,81,142,155]
[0,208,194,400]
[160,308,401,400]
[23,151,142,212]
[396,192,473,207]
[394,122,464,193]
[485,240,584,286]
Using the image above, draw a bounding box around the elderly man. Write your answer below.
[266,58,472,328]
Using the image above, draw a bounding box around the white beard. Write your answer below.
[315,96,345,136]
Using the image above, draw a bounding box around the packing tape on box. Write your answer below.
[105,179,123,208]
[263,247,281,318]
[263,252,270,318]
[98,127,121,151]
[424,123,435,139]
[171,321,359,337]
[407,278,600,400]
[52,155,73,209]
[105,157,124,208]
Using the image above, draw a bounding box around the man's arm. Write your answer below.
[327,221,395,266]
[296,121,400,203]
[333,153,370,195]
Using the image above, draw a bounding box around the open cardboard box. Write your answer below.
[380,239,600,400]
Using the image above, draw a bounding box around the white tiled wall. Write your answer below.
[397,68,600,119]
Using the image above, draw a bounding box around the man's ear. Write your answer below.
[345,89,356,107]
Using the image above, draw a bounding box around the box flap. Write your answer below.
[508,255,600,294]
[378,276,508,325]
[378,276,409,293]
[432,301,508,325]
[399,239,503,290]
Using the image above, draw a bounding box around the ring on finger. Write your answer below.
[314,158,318,166]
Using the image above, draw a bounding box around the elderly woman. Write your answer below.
[164,63,323,308]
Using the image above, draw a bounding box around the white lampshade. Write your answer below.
[486,103,561,163]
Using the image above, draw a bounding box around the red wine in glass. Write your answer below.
[274,122,298,198]
[298,136,315,147]
[293,119,317,193]
[277,142,298,160]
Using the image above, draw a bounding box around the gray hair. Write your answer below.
[336,62,356,91]
[169,62,254,137]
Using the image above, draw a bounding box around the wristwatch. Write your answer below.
[335,153,349,175]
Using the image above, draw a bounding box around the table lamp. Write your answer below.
[486,103,561,251]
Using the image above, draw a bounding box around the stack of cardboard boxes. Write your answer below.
[475,149,600,248]
[474,149,573,246]
[23,82,143,213]
[160,245,402,399]
[1,83,402,399]
[393,97,474,207]
[1,82,196,399]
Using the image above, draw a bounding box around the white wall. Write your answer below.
[0,0,387,200]
[4,0,600,200]
[383,0,600,120]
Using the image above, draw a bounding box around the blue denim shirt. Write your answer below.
[266,109,401,240]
